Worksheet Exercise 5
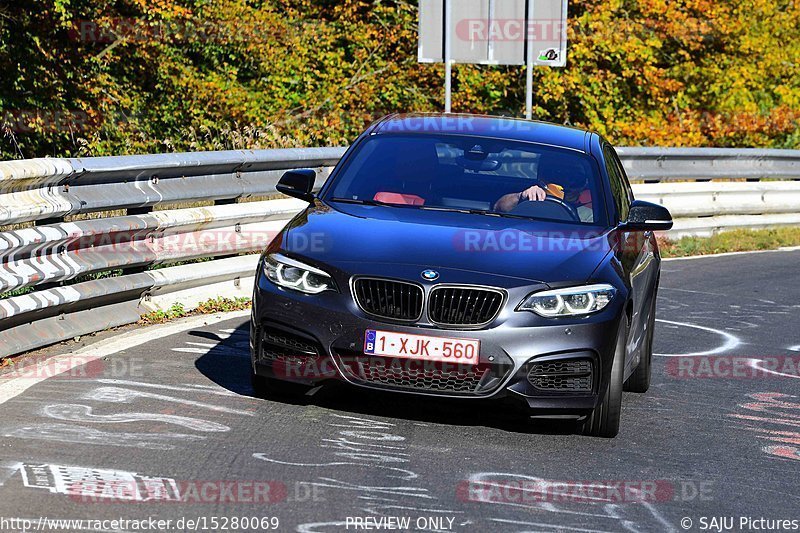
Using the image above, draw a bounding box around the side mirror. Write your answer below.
[622,200,673,231]
[277,169,316,203]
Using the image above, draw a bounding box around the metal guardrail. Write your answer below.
[1,146,799,359]
[0,147,344,225]
[617,147,800,181]
[633,181,800,237]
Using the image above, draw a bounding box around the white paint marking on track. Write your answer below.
[654,319,741,357]
[19,462,180,501]
[464,472,618,518]
[219,328,247,335]
[748,359,800,380]
[659,287,726,297]
[42,404,231,432]
[488,518,616,533]
[251,453,419,481]
[96,379,238,396]
[170,344,248,356]
[473,472,678,532]
[5,423,204,450]
[171,347,215,354]
[0,460,22,487]
[0,311,250,406]
[296,522,350,533]
[84,386,254,416]
[662,246,800,262]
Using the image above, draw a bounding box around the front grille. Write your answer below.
[337,353,493,394]
[353,278,424,321]
[428,286,504,326]
[527,359,594,393]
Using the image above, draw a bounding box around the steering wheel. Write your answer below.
[509,196,581,222]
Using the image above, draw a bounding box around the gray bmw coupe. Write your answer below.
[250,114,673,437]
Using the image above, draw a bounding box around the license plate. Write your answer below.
[364,329,480,364]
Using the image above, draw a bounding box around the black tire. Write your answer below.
[580,318,627,438]
[250,371,310,399]
[624,296,656,393]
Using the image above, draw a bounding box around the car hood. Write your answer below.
[280,202,614,285]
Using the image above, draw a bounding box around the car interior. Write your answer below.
[334,136,600,223]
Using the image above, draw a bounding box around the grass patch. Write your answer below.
[0,286,36,299]
[138,297,251,324]
[659,227,800,258]
[195,296,252,313]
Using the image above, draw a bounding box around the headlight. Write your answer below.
[263,253,337,294]
[518,284,616,317]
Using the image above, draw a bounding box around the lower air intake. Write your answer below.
[257,327,325,378]
[527,359,594,393]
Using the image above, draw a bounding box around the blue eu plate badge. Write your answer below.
[364,329,377,354]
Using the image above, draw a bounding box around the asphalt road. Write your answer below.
[0,250,799,533]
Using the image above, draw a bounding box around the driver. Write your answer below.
[493,163,592,222]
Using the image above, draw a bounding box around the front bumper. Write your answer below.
[250,270,624,415]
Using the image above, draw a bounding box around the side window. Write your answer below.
[610,148,634,206]
[603,145,630,222]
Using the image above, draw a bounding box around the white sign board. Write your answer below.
[418,0,568,67]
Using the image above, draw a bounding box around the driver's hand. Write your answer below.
[518,185,546,202]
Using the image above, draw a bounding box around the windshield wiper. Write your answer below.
[332,200,472,214]
[482,211,534,220]
[330,197,419,209]
[418,206,530,220]
[331,198,534,220]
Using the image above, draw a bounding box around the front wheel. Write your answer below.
[579,317,626,438]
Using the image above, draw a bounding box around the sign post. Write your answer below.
[444,0,452,113]
[525,0,534,119]
[418,0,568,118]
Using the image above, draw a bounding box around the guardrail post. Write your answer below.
[214,198,239,259]
[122,206,151,274]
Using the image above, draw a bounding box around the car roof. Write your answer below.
[371,113,592,153]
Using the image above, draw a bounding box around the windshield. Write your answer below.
[325,134,607,226]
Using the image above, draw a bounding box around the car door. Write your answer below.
[603,144,654,370]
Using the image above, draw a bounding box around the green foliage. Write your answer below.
[1,0,798,159]
[195,296,251,313]
[658,227,800,258]
[138,296,250,324]
[140,302,187,324]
